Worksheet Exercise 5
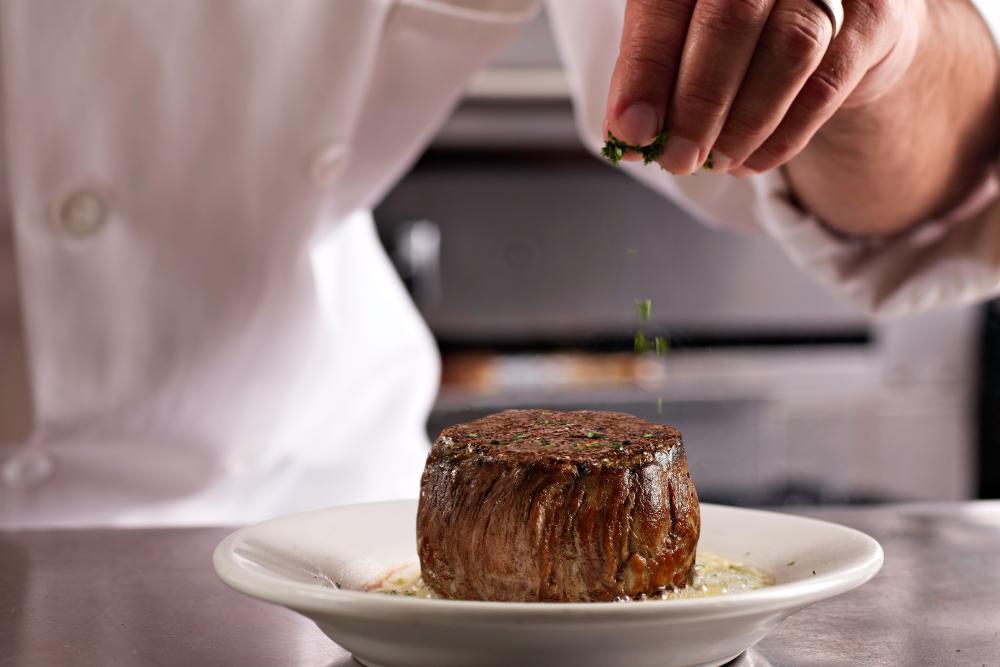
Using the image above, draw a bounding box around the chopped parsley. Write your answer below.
[634,331,647,353]
[601,131,668,166]
[600,133,627,165]
[635,299,652,322]
[585,431,607,439]
[601,131,715,169]
[632,299,670,357]
[654,336,668,356]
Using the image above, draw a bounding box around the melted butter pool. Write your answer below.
[368,553,771,601]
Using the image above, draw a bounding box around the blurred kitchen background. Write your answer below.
[374,9,1000,506]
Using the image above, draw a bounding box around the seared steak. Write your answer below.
[417,409,700,602]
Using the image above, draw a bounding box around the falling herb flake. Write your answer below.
[634,331,647,353]
[626,248,639,257]
[654,336,668,356]
[657,397,664,415]
[467,432,479,437]
[635,299,652,322]
[643,433,654,438]
[787,561,796,567]
[585,431,607,439]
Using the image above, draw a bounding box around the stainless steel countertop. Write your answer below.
[2,503,999,667]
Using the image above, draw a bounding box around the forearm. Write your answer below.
[786,0,1000,237]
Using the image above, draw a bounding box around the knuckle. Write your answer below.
[623,47,677,80]
[757,132,804,164]
[622,0,692,73]
[797,65,848,113]
[727,0,774,20]
[696,0,771,36]
[673,79,731,124]
[720,107,771,143]
[767,5,832,63]
[852,0,897,35]
[631,0,696,25]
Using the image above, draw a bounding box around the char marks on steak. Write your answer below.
[417,409,700,602]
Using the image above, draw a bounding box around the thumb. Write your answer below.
[606,0,696,146]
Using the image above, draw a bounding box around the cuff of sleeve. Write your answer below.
[752,167,1000,317]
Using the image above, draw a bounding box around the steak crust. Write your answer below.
[416,409,700,602]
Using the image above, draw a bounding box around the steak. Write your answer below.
[416,409,700,602]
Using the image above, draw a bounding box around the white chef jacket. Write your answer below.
[1,0,998,527]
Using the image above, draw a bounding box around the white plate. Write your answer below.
[214,500,883,667]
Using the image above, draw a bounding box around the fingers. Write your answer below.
[740,0,904,173]
[659,0,776,174]
[710,0,834,171]
[606,0,697,146]
[738,45,858,173]
[607,0,908,175]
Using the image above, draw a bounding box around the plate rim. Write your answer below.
[213,500,884,619]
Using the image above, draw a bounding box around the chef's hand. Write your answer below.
[605,0,924,175]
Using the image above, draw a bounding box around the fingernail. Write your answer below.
[731,165,757,178]
[661,136,701,175]
[616,103,660,145]
[709,152,733,172]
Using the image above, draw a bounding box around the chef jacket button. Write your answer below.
[53,190,108,237]
[309,143,348,188]
[1,449,54,489]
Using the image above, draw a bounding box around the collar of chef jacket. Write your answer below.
[0,0,539,527]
